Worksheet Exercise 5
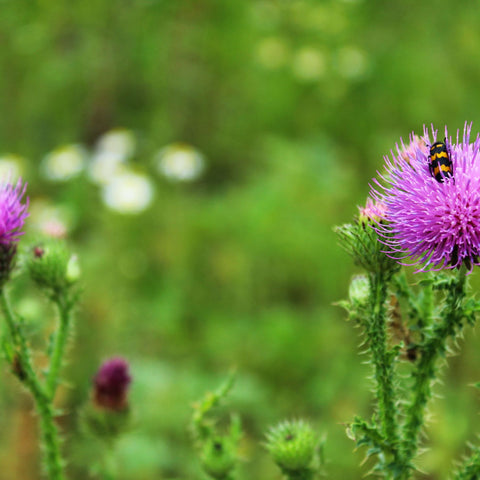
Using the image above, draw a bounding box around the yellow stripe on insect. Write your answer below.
[432,151,449,160]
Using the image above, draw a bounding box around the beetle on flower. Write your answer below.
[371,122,480,273]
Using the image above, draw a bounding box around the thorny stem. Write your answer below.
[0,289,67,480]
[367,273,399,452]
[400,269,467,476]
[454,446,480,480]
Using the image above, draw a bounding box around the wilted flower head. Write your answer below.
[371,123,480,273]
[93,357,131,411]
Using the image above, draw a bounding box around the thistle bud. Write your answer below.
[200,436,237,479]
[335,198,400,279]
[26,239,79,294]
[265,420,318,476]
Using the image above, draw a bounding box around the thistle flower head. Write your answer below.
[0,178,28,286]
[371,123,480,273]
[93,357,131,411]
[0,177,28,245]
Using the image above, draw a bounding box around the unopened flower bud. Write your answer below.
[200,437,237,479]
[335,198,400,279]
[265,420,317,474]
[66,254,80,283]
[26,239,78,294]
[348,274,370,306]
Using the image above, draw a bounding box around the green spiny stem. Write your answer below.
[0,290,47,401]
[0,289,67,480]
[37,399,66,480]
[401,271,467,470]
[367,273,399,449]
[454,447,480,480]
[455,448,480,480]
[46,295,73,398]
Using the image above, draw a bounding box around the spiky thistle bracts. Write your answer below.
[371,123,480,273]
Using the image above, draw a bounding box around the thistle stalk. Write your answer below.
[367,272,399,448]
[0,288,66,480]
[400,269,467,473]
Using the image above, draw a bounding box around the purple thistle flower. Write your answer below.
[371,122,480,273]
[93,357,132,411]
[0,177,28,245]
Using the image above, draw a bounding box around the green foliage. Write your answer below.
[191,373,242,480]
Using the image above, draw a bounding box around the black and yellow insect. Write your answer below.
[428,140,453,183]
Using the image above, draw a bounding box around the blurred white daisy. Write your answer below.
[96,128,136,160]
[156,143,205,182]
[102,171,154,214]
[41,144,86,181]
[89,129,136,185]
[89,151,128,185]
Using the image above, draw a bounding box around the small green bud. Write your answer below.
[265,420,317,474]
[348,274,370,306]
[26,239,79,295]
[66,254,81,283]
[200,436,237,479]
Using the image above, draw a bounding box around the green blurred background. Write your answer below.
[1,1,480,478]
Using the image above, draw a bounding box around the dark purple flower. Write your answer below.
[0,177,28,245]
[93,357,131,411]
[371,123,480,273]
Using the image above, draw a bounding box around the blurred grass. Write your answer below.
[0,0,480,478]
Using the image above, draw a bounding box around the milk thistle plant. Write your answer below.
[0,177,81,480]
[336,123,480,479]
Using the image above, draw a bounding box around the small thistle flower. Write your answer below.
[93,357,131,411]
[0,178,28,286]
[0,177,28,245]
[265,419,318,475]
[371,123,480,273]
